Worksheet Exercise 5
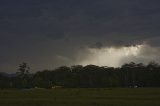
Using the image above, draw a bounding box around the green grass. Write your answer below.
[0,88,160,106]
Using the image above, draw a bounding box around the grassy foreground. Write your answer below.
[0,88,160,106]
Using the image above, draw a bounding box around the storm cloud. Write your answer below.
[0,0,160,72]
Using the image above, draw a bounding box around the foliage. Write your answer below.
[0,62,160,89]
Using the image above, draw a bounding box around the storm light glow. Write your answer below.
[79,45,144,67]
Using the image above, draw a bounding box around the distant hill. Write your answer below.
[0,72,17,77]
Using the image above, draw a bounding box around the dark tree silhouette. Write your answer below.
[15,62,31,88]
[1,62,160,89]
[17,62,30,76]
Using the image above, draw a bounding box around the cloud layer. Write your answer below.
[0,0,160,72]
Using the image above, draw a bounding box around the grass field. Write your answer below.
[0,88,160,106]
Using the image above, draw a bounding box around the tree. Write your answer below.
[147,61,159,70]
[17,62,30,77]
[16,62,31,88]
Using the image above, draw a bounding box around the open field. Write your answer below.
[0,88,160,106]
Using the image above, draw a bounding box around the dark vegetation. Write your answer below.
[0,62,160,89]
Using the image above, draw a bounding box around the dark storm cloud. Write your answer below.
[0,0,160,72]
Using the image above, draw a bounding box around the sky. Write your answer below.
[0,0,160,73]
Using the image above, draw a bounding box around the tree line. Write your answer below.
[0,62,160,89]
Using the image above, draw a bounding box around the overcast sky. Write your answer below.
[0,0,160,73]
